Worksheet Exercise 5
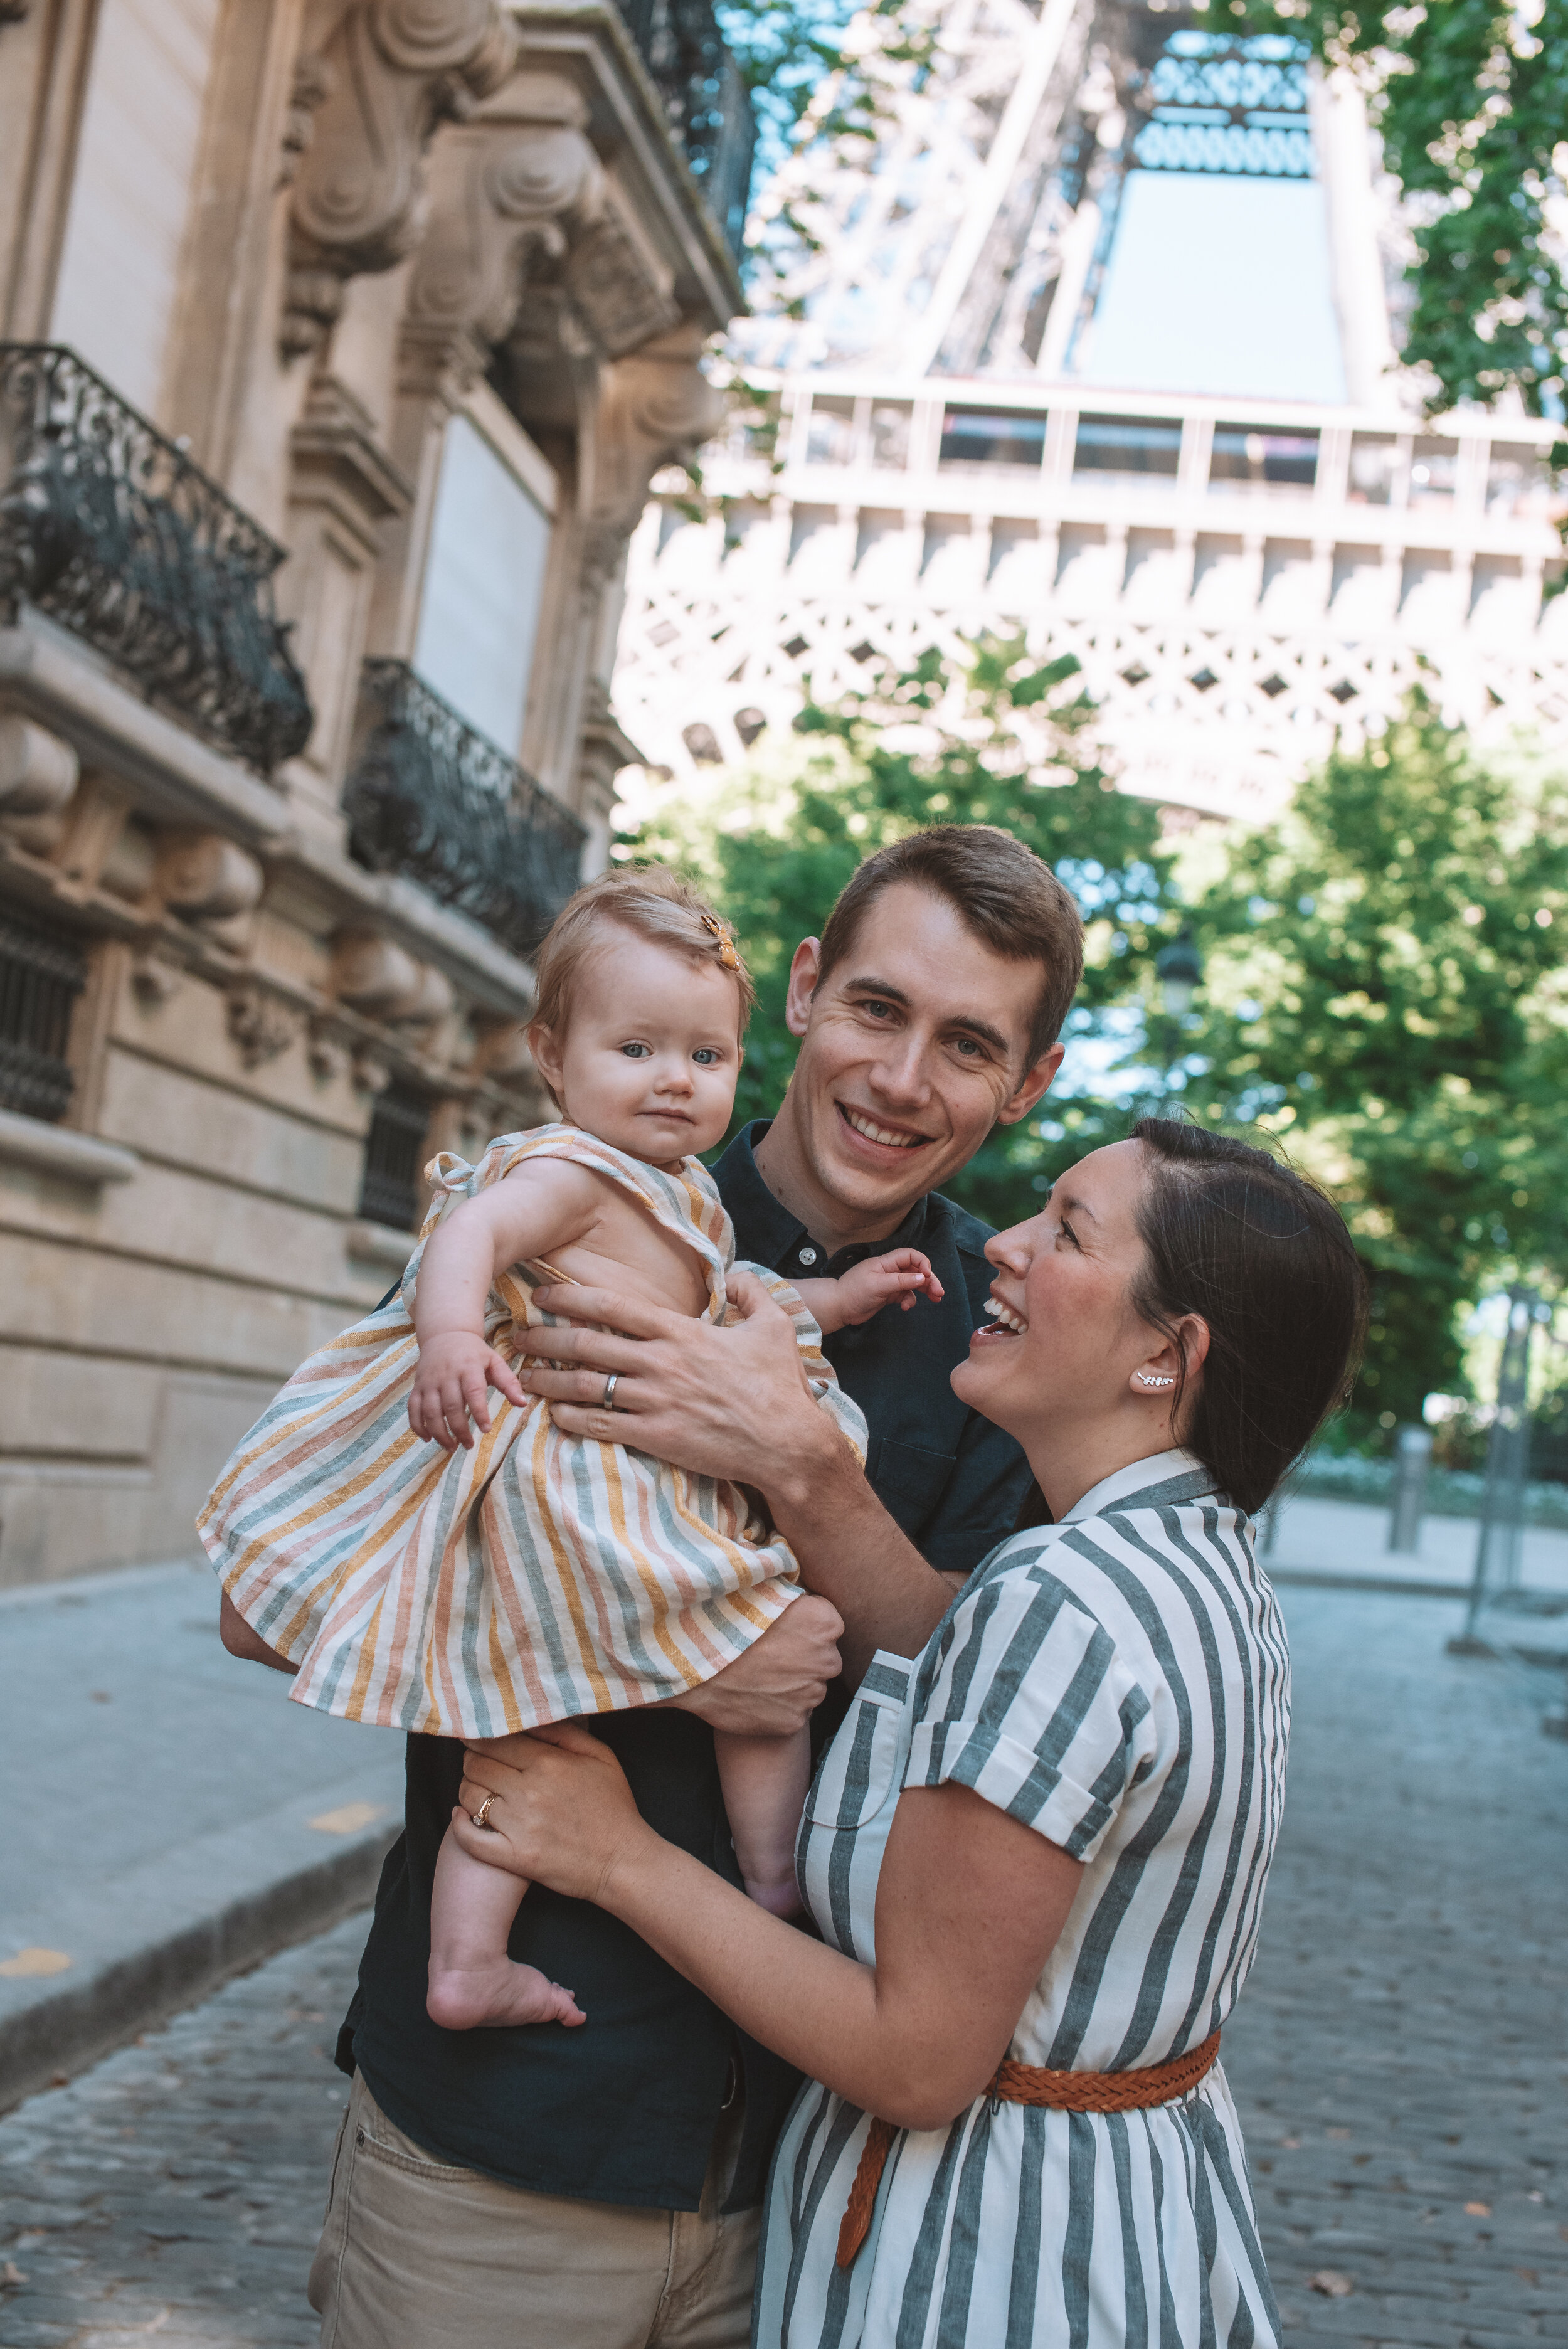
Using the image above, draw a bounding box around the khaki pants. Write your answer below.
[308,2072,760,2349]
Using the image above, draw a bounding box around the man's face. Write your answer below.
[780,883,1063,1226]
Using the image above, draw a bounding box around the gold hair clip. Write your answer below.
[701,911,741,971]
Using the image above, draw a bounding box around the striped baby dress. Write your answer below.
[755,1450,1288,2349]
[198,1123,866,1739]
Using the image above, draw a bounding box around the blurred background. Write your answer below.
[0,1,1565,2340]
[613,0,1568,1549]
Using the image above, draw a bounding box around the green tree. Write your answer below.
[1246,0,1568,420]
[623,638,1181,1226]
[714,0,864,185]
[1176,696,1568,1434]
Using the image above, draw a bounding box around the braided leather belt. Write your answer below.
[835,2028,1222,2267]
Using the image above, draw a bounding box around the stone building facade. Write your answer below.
[0,0,747,1584]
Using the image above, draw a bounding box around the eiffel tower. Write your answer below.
[613,0,1567,820]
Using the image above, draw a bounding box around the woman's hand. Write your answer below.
[409,1330,528,1451]
[451,1723,657,1904]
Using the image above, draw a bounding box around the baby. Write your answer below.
[200,866,940,2033]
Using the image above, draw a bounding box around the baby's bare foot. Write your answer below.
[426,1956,585,2031]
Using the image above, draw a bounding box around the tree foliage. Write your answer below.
[714,0,865,183]
[628,644,1568,1445]
[622,639,1180,1227]
[1175,696,1568,1433]
[1241,0,1568,420]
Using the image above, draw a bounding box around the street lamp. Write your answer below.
[1155,927,1202,1018]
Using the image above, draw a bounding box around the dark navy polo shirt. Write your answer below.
[336,1120,1032,2212]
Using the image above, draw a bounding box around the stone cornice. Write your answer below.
[502,3,746,332]
[0,615,539,1018]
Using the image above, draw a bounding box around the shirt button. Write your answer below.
[798,1246,819,1268]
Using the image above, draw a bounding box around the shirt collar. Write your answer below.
[711,1121,805,1262]
[713,1120,933,1268]
[1061,1448,1217,1521]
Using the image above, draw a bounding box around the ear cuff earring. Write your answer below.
[1136,1372,1176,1389]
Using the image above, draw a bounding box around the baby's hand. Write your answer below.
[832,1248,945,1328]
[410,1332,529,1452]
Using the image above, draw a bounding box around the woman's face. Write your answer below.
[951,1140,1179,1448]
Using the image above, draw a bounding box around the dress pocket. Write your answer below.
[801,1655,912,1832]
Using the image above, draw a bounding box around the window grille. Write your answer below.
[0,904,87,1124]
[358,1080,432,1233]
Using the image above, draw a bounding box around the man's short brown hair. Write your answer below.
[815,825,1083,1066]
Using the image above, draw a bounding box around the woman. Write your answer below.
[451,1119,1367,2346]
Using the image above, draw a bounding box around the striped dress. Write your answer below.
[197,1124,866,1739]
[756,1451,1288,2349]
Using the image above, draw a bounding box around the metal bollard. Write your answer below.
[1386,1424,1433,1554]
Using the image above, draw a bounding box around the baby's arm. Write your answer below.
[410,1158,604,1452]
[795,1248,944,1336]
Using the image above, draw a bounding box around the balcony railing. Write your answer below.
[612,0,756,258]
[0,345,312,774]
[343,661,586,960]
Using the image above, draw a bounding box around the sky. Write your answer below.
[1069,172,1347,403]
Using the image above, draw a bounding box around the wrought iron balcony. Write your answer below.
[343,660,587,960]
[0,345,312,774]
[612,0,756,258]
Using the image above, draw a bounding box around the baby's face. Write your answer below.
[537,932,744,1167]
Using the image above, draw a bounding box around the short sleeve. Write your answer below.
[903,1557,1155,1864]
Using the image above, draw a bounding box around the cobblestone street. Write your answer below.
[1,1583,1564,2348]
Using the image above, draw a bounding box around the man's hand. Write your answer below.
[516,1269,838,1498]
[519,1268,953,1688]
[662,1594,844,1736]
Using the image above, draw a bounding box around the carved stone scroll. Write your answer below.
[580,328,726,594]
[400,83,605,390]
[282,0,519,358]
[228,982,303,1069]
[563,215,681,359]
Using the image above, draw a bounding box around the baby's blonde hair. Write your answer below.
[529,866,756,1059]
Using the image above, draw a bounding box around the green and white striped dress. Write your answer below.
[755,1451,1288,2349]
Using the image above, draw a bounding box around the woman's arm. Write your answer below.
[451,1726,1082,2131]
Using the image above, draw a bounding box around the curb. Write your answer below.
[1266,1567,1471,1602]
[0,1816,396,2115]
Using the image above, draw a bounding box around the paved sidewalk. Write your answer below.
[1224,1584,1568,2344]
[1263,1492,1568,1606]
[0,1567,1563,2345]
[0,1559,405,2112]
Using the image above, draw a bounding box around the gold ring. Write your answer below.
[472,1795,496,1830]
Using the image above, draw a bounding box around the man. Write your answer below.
[290,825,1081,2345]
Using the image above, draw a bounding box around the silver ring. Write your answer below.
[601,1372,619,1409]
[472,1795,495,1830]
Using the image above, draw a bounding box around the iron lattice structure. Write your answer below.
[613,0,1568,820]
[0,344,313,774]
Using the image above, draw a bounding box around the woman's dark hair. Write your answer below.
[1128,1118,1369,1516]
